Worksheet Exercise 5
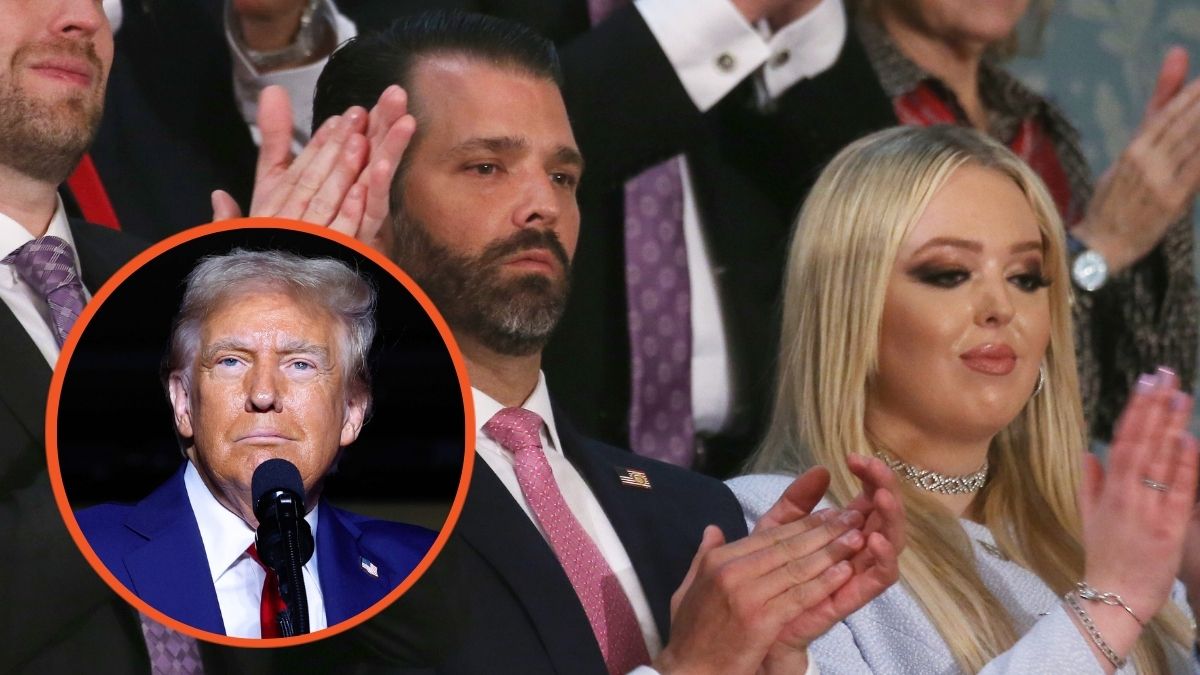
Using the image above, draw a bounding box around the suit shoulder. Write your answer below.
[75,501,138,533]
[575,436,747,534]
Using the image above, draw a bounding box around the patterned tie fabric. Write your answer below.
[483,408,651,675]
[587,0,694,468]
[246,543,289,638]
[2,236,88,347]
[138,613,204,675]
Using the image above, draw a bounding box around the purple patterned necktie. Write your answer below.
[588,0,695,467]
[2,236,87,347]
[484,408,652,674]
[138,613,204,674]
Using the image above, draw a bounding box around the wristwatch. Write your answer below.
[1067,233,1108,292]
[228,0,332,72]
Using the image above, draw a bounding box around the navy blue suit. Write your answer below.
[75,465,436,635]
[352,409,749,674]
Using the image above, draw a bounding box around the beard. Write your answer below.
[390,211,572,357]
[0,39,106,184]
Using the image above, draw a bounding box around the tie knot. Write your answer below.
[4,235,80,297]
[483,407,544,456]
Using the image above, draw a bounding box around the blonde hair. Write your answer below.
[750,125,1191,672]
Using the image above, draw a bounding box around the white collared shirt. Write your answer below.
[0,198,91,367]
[473,374,664,658]
[183,462,328,637]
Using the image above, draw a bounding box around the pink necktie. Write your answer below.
[483,408,651,674]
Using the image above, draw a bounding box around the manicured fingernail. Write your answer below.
[1170,391,1190,411]
[1136,373,1157,393]
[839,530,863,547]
[1156,366,1177,388]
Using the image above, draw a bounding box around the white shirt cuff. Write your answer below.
[758,0,846,100]
[634,0,770,111]
[227,0,357,146]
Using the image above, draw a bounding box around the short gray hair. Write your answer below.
[163,249,377,404]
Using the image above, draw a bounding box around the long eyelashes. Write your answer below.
[907,264,1052,293]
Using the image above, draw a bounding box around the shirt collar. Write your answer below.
[183,461,321,583]
[0,196,80,262]
[471,371,563,455]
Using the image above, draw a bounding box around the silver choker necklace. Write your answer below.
[874,451,989,495]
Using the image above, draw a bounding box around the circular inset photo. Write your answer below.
[46,219,473,647]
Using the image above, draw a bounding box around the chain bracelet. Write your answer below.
[1065,591,1125,669]
[1076,582,1145,626]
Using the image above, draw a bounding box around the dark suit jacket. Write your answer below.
[75,465,436,635]
[352,408,749,674]
[0,220,151,674]
[423,2,802,477]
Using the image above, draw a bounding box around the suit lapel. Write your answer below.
[0,302,52,445]
[455,458,608,675]
[315,502,394,625]
[122,468,225,635]
[555,417,676,640]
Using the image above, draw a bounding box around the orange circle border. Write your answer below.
[44,217,476,649]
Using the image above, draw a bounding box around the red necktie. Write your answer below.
[65,152,121,230]
[246,543,288,638]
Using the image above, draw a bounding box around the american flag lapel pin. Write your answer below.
[360,556,379,578]
[618,468,652,489]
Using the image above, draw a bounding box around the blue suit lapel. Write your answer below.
[121,467,225,634]
[455,459,609,675]
[315,502,396,625]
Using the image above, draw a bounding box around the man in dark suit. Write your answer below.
[436,0,850,476]
[75,249,436,638]
[0,1,160,671]
[313,13,903,674]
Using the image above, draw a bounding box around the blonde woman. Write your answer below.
[729,125,1198,673]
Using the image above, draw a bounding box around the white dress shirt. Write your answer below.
[473,374,664,660]
[0,199,91,367]
[183,461,328,638]
[636,0,847,436]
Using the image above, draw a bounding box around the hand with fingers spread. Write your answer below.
[1074,47,1200,273]
[1077,367,1199,662]
[211,84,415,252]
[653,506,867,675]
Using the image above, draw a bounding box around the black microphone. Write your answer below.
[252,458,315,637]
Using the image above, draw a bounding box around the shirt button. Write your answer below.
[771,50,791,68]
[716,52,736,72]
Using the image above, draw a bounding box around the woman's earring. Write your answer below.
[1032,363,1046,398]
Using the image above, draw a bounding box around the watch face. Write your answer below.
[1072,249,1108,292]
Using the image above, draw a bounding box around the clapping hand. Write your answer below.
[1077,368,1198,664]
[1075,47,1200,273]
[212,84,415,252]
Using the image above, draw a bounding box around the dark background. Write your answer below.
[55,226,467,525]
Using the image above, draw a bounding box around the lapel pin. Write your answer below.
[618,468,652,489]
[360,556,379,578]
